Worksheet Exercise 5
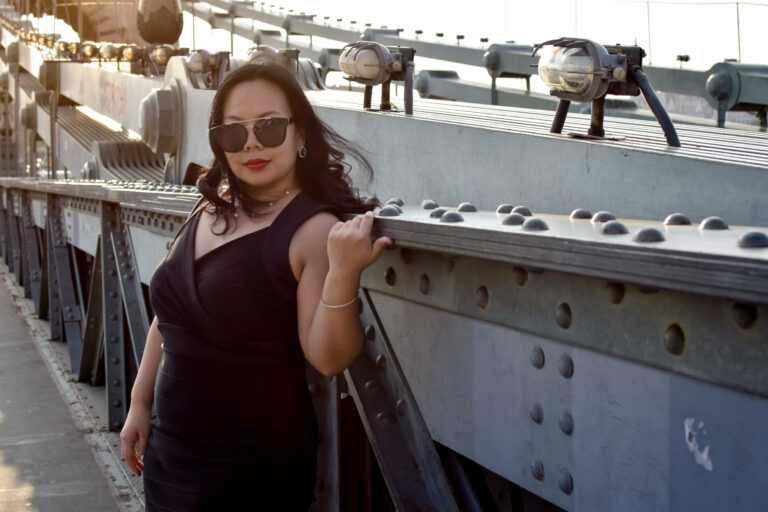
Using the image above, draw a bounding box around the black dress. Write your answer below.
[144,193,331,511]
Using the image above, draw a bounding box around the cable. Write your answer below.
[632,68,681,147]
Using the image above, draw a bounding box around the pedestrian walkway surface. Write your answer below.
[0,270,125,512]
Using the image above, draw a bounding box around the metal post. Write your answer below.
[550,99,571,134]
[589,96,606,137]
[363,85,372,110]
[380,80,391,111]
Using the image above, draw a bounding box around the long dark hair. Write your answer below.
[197,62,376,228]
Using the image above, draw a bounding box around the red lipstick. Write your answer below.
[245,159,269,170]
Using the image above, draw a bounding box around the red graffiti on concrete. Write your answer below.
[103,80,127,118]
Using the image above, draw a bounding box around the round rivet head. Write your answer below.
[112,379,121,387]
[531,460,545,481]
[523,218,549,231]
[559,411,574,435]
[556,303,572,329]
[440,211,464,223]
[570,208,592,220]
[591,211,615,223]
[664,213,691,225]
[429,207,447,218]
[111,357,120,365]
[664,324,685,356]
[113,399,122,407]
[738,231,768,248]
[111,421,122,430]
[601,220,629,235]
[496,203,514,214]
[502,213,525,226]
[386,197,404,207]
[633,227,665,243]
[375,354,387,370]
[732,303,757,330]
[512,206,532,216]
[376,411,395,425]
[530,347,545,369]
[699,216,728,230]
[421,199,439,209]
[378,206,401,217]
[558,354,574,379]
[396,398,407,416]
[529,403,543,424]
[365,325,376,341]
[457,202,477,212]
[558,470,574,495]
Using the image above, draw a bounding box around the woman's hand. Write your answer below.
[326,211,392,278]
[120,403,152,476]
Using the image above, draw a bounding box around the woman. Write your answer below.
[120,62,391,510]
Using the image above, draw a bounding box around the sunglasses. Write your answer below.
[209,117,294,153]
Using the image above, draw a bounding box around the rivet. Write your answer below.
[664,213,691,225]
[111,357,119,364]
[633,227,665,243]
[475,285,489,310]
[502,213,525,226]
[699,216,728,230]
[111,421,122,430]
[496,203,514,214]
[522,218,549,231]
[375,354,387,370]
[385,267,396,286]
[606,282,625,304]
[396,398,407,416]
[376,411,395,425]
[400,248,414,264]
[124,273,134,280]
[558,470,574,495]
[512,266,528,286]
[440,211,464,223]
[558,354,574,379]
[112,379,121,387]
[663,323,685,356]
[110,291,118,298]
[364,380,384,395]
[531,460,545,481]
[530,347,545,369]
[308,383,319,397]
[732,303,757,330]
[511,206,532,216]
[421,199,438,209]
[112,399,122,407]
[429,207,447,218]
[386,197,404,207]
[378,206,400,217]
[570,208,592,220]
[419,274,430,295]
[110,314,118,321]
[591,211,615,223]
[110,335,119,343]
[738,231,768,248]
[559,411,574,435]
[529,403,543,424]
[365,324,376,341]
[556,303,572,329]
[457,202,477,212]
[601,220,629,235]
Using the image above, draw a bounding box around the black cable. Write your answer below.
[632,68,681,147]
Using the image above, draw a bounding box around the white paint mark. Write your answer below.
[684,417,714,472]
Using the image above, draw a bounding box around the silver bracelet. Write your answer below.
[320,295,360,309]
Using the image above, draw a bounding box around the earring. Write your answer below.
[298,145,307,158]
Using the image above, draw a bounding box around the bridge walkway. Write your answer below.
[0,264,143,512]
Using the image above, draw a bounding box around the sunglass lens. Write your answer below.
[253,118,289,147]
[215,123,248,153]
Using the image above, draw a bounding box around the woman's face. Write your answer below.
[219,79,304,198]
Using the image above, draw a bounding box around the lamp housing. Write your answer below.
[338,41,414,86]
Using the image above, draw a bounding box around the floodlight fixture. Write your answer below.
[82,42,98,59]
[151,44,174,66]
[100,44,118,60]
[532,37,680,147]
[338,41,415,115]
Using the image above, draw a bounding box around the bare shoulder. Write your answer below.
[289,211,340,276]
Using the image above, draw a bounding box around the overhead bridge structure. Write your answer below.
[0,2,767,511]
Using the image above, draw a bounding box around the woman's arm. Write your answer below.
[120,316,163,475]
[292,211,391,377]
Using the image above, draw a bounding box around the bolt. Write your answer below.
[559,411,574,435]
[396,398,407,416]
[558,470,574,495]
[530,347,545,369]
[558,355,574,379]
[664,324,685,356]
[375,354,387,370]
[556,303,572,329]
[365,325,376,341]
[376,411,395,425]
[531,460,545,481]
[364,380,383,395]
[529,403,543,424]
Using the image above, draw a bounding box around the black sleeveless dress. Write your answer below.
[143,193,332,511]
